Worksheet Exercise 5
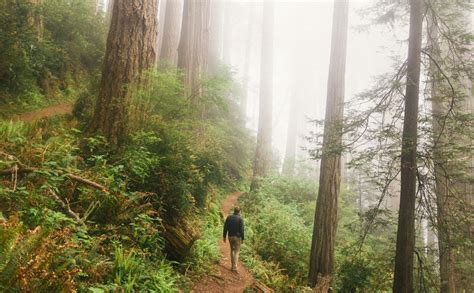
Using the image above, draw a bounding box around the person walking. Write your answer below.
[223,206,244,273]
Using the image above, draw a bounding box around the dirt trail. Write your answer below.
[15,102,73,122]
[192,191,256,293]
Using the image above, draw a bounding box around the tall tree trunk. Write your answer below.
[240,3,255,117]
[178,0,210,102]
[429,3,474,291]
[282,90,300,177]
[156,0,167,57]
[89,0,158,145]
[208,0,224,74]
[308,0,349,288]
[159,0,182,66]
[250,0,274,191]
[427,13,456,293]
[392,0,423,292]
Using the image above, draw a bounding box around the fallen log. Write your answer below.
[0,166,107,191]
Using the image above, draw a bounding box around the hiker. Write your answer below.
[223,206,244,272]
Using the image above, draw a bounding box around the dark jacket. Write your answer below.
[223,214,244,241]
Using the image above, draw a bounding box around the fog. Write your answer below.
[217,0,409,167]
[98,0,410,165]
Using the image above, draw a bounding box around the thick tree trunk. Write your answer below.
[159,0,183,66]
[89,0,158,145]
[308,0,349,288]
[178,0,210,102]
[208,0,224,74]
[250,1,274,191]
[392,0,423,292]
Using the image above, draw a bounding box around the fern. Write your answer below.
[0,221,50,288]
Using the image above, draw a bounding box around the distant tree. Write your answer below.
[427,1,473,291]
[89,0,158,145]
[160,0,183,66]
[250,0,274,191]
[208,0,224,74]
[177,0,210,102]
[308,0,349,289]
[240,3,256,117]
[282,90,300,177]
[392,0,423,291]
[222,0,232,65]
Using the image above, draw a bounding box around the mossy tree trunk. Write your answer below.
[89,0,158,145]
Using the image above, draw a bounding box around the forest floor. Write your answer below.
[12,104,261,292]
[192,191,256,293]
[14,102,73,122]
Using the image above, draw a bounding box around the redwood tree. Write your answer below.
[89,0,158,145]
[393,0,423,291]
[250,0,274,190]
[159,0,183,66]
[208,0,224,73]
[308,0,349,288]
[177,0,210,101]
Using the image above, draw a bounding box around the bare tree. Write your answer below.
[250,0,274,191]
[392,0,423,291]
[308,0,349,288]
[89,0,158,145]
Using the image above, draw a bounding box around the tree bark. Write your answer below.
[250,0,274,191]
[308,0,349,288]
[159,0,183,66]
[89,0,158,145]
[177,0,210,102]
[392,0,423,292]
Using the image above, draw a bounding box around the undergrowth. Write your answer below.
[0,66,251,291]
[239,176,395,292]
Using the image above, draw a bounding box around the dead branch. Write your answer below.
[46,188,83,224]
[0,166,108,192]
